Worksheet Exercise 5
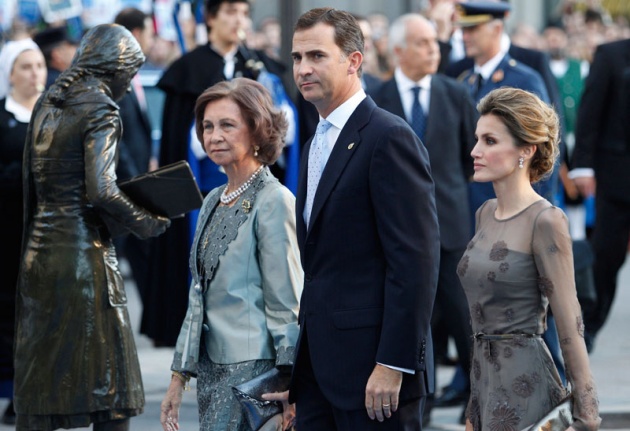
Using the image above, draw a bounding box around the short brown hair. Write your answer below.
[194,78,288,165]
[477,87,559,183]
[294,7,364,76]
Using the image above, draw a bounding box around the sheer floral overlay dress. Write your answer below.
[457,199,600,431]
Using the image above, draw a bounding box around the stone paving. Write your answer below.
[2,256,629,430]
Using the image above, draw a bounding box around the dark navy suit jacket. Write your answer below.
[116,87,153,181]
[373,74,477,250]
[572,38,630,203]
[290,96,440,410]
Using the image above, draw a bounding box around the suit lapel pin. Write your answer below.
[492,69,504,83]
[348,143,355,150]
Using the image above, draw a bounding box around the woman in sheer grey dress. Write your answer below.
[160,78,302,431]
[458,88,600,431]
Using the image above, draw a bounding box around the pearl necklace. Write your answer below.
[220,165,265,204]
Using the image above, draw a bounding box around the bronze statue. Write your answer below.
[14,24,170,431]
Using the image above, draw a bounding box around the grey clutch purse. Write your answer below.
[231,368,290,431]
[525,395,573,431]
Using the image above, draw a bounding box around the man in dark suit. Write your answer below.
[571,38,630,352]
[372,13,477,423]
[289,7,440,430]
[297,13,383,149]
[114,7,155,182]
[113,7,157,307]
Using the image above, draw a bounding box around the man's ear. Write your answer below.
[131,27,143,41]
[347,51,363,75]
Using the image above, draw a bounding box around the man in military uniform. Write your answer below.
[453,0,553,219]
[455,2,548,102]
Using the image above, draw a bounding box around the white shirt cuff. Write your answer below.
[377,362,415,375]
[568,168,595,179]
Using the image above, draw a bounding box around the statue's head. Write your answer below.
[72,23,145,100]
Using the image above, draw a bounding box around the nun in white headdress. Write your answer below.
[0,37,46,427]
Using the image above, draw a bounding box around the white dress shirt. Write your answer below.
[394,68,432,122]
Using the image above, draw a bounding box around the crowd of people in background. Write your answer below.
[0,0,628,429]
[2,1,629,77]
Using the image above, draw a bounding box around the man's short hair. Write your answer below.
[33,26,78,63]
[114,7,149,32]
[294,7,364,65]
[205,0,249,17]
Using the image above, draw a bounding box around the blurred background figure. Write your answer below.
[509,22,544,49]
[257,16,281,60]
[32,26,78,88]
[353,13,384,94]
[542,24,596,320]
[422,0,467,72]
[113,6,158,321]
[144,35,181,71]
[368,12,394,79]
[570,36,630,354]
[0,37,46,427]
[373,13,477,427]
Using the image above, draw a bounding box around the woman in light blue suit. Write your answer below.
[160,78,302,431]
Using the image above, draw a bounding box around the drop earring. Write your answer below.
[254,146,260,157]
[518,157,524,169]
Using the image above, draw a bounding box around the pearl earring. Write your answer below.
[254,146,260,157]
[518,157,524,169]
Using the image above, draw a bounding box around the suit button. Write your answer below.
[203,324,210,332]
[194,283,201,292]
[305,273,312,282]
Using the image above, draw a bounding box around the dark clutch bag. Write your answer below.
[118,160,203,218]
[525,395,573,431]
[231,368,290,431]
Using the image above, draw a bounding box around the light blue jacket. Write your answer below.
[172,169,302,374]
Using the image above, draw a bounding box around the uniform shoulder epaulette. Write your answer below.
[457,70,471,82]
